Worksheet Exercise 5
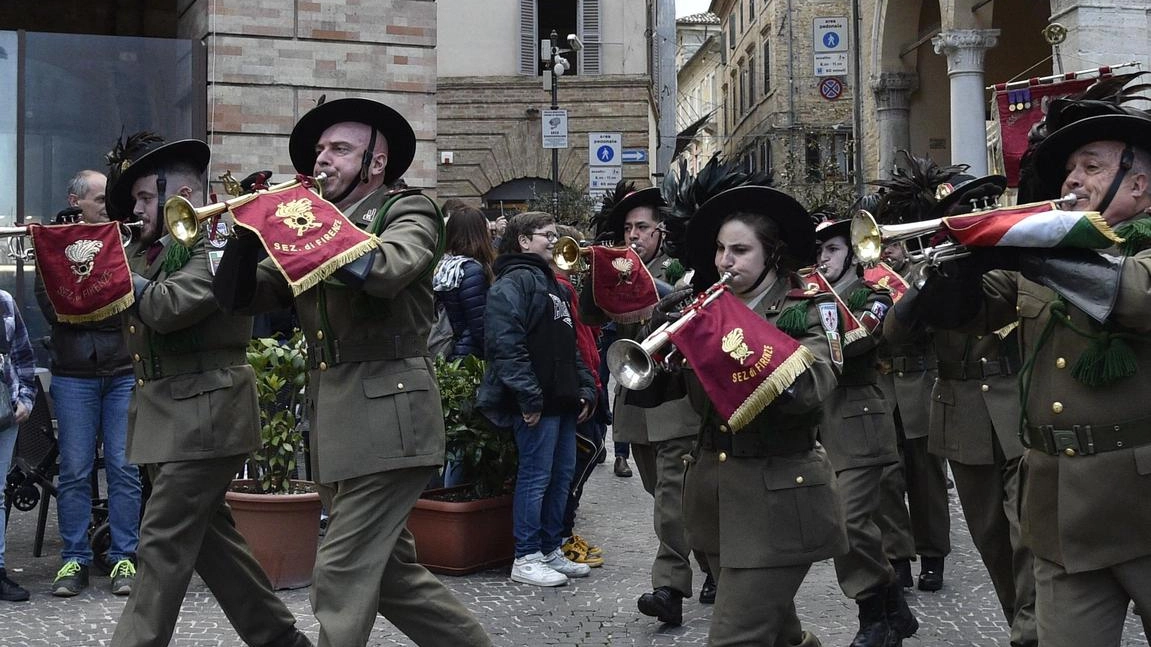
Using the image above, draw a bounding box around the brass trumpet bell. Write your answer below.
[850,209,956,267]
[163,173,327,247]
[553,235,590,272]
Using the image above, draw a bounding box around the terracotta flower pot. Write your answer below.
[408,489,514,575]
[226,480,322,590]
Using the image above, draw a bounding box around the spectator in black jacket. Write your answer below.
[432,206,495,360]
[478,211,597,588]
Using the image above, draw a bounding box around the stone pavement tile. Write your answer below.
[1,443,1149,646]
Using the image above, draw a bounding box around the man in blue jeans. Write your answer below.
[37,169,142,597]
[0,289,40,602]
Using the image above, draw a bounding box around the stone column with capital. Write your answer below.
[932,29,1000,175]
[871,72,920,181]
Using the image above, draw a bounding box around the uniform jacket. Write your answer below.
[125,237,259,464]
[613,252,700,444]
[875,261,934,439]
[682,274,849,568]
[226,189,447,484]
[433,256,488,360]
[819,270,900,472]
[35,274,132,378]
[968,263,1151,573]
[476,253,596,417]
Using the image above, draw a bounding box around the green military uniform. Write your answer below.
[682,274,848,646]
[112,236,301,647]
[612,251,708,598]
[225,187,491,647]
[874,261,950,572]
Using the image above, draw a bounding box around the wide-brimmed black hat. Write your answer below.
[928,173,1007,218]
[289,97,415,184]
[814,218,851,243]
[686,186,812,287]
[107,135,210,220]
[1035,113,1151,196]
[600,186,663,243]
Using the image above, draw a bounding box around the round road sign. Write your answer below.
[819,77,844,101]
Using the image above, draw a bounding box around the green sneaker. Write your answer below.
[110,559,136,596]
[52,561,88,597]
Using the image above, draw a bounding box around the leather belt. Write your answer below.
[937,357,1019,381]
[837,368,878,387]
[141,350,247,380]
[890,355,936,374]
[1023,418,1151,456]
[699,426,815,457]
[307,334,428,369]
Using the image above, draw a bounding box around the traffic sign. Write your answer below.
[813,17,848,53]
[814,52,849,77]
[541,109,568,149]
[588,167,623,195]
[621,149,648,163]
[819,77,845,101]
[588,132,622,167]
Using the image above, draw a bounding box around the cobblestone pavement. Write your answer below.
[1,441,1147,646]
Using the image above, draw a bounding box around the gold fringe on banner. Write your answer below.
[57,291,135,324]
[728,345,815,431]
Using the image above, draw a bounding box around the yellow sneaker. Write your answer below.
[563,535,604,567]
[570,534,603,557]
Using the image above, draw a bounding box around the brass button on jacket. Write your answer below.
[1052,402,1064,414]
[718,451,728,463]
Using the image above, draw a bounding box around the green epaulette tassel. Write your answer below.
[776,301,810,339]
[1115,217,1151,256]
[161,242,193,274]
[664,259,686,286]
[1071,333,1138,387]
[846,287,871,313]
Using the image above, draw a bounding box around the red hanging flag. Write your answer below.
[30,222,134,323]
[667,289,814,431]
[994,77,1095,187]
[588,246,660,323]
[228,180,378,295]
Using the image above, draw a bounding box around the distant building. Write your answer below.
[674,13,722,174]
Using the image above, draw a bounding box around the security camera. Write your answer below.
[567,34,583,52]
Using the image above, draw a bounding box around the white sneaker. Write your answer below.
[543,548,591,578]
[511,551,568,587]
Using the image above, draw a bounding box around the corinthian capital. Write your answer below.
[932,29,1001,74]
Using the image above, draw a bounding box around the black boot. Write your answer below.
[849,593,894,647]
[890,558,913,588]
[917,556,944,592]
[885,582,919,639]
[698,573,717,604]
[637,587,684,626]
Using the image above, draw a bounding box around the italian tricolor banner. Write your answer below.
[943,201,1123,249]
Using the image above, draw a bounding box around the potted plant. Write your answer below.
[225,331,323,590]
[407,355,519,575]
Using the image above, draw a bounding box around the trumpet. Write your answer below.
[163,173,328,247]
[851,193,1080,267]
[0,220,143,262]
[553,236,591,272]
[606,272,731,390]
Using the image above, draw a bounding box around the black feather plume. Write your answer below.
[106,130,164,191]
[869,151,967,224]
[591,179,638,240]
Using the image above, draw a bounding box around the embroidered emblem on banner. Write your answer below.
[721,327,756,365]
[611,257,635,284]
[276,198,325,237]
[65,239,104,282]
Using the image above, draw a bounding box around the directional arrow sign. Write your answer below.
[621,149,648,163]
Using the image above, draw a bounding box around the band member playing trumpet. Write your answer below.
[590,179,714,622]
[213,98,492,646]
[106,134,310,647]
[666,179,847,647]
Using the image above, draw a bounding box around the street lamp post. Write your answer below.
[548,30,561,212]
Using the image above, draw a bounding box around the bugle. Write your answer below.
[851,193,1080,267]
[0,220,143,262]
[163,172,328,247]
[606,272,731,391]
[553,236,591,272]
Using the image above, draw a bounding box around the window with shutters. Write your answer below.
[518,0,600,76]
[749,0,755,21]
[728,17,735,50]
[762,37,771,93]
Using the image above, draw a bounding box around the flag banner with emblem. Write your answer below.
[228,179,377,296]
[667,289,814,431]
[30,222,134,323]
[943,201,1122,249]
[801,269,870,348]
[992,76,1095,187]
[862,263,909,303]
[589,246,659,323]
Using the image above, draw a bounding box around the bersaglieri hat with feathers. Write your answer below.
[591,180,664,244]
[868,151,968,225]
[105,131,210,222]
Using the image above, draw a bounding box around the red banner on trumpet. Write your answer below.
[30,222,135,323]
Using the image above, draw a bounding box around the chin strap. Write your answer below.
[154,170,168,237]
[328,125,380,206]
[1096,144,1135,215]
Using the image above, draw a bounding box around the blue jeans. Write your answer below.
[512,413,577,558]
[52,374,141,564]
[0,421,17,569]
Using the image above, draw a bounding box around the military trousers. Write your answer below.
[704,552,811,647]
[632,435,710,596]
[312,466,492,647]
[951,453,1037,647]
[878,434,951,560]
[877,461,915,562]
[1034,553,1151,647]
[112,455,298,647]
[833,464,897,599]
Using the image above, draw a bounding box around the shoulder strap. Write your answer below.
[369,191,445,282]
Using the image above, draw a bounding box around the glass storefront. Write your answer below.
[1,31,204,364]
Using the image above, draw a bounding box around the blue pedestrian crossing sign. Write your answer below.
[588,132,622,167]
[596,145,615,163]
[823,32,839,49]
[813,17,848,54]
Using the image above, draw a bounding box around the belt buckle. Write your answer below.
[1050,427,1082,456]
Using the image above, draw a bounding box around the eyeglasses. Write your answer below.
[530,231,560,243]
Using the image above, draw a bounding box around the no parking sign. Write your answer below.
[819,77,844,101]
